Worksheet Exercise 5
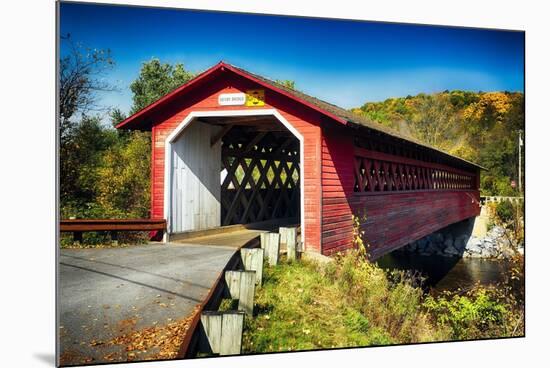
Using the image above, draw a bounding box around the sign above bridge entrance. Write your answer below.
[218,92,246,106]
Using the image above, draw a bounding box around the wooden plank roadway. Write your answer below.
[172,229,268,248]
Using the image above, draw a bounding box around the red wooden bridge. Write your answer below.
[116,62,483,260]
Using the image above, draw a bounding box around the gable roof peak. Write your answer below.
[115,61,485,170]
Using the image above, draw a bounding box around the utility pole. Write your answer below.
[519,130,523,195]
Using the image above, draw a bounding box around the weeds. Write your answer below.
[60,231,149,248]
[486,200,525,249]
[242,248,524,353]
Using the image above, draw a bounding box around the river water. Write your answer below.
[376,252,508,294]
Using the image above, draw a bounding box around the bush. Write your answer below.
[332,250,438,343]
[423,288,507,340]
[495,201,515,223]
[487,200,524,248]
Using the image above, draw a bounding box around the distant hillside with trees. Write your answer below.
[352,91,524,196]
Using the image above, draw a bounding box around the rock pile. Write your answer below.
[399,226,520,259]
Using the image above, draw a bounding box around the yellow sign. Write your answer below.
[245,89,265,107]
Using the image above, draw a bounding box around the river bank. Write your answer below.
[377,221,525,294]
[376,253,509,294]
[396,224,523,260]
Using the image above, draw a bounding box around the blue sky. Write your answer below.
[59,2,524,116]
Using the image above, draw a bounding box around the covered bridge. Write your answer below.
[117,62,483,259]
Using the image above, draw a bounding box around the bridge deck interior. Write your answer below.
[172,228,267,248]
[171,225,302,249]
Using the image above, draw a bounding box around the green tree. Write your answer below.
[129,59,194,113]
[275,79,296,90]
[59,44,198,231]
[89,60,196,219]
[109,108,127,128]
[95,131,151,218]
[60,115,117,209]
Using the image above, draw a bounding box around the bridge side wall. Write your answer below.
[350,190,480,259]
[321,126,481,259]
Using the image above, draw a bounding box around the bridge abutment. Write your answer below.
[396,212,517,259]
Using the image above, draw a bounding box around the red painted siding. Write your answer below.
[321,126,481,258]
[150,73,323,252]
[350,190,480,259]
[321,129,355,254]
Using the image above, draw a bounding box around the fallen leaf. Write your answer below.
[108,309,199,361]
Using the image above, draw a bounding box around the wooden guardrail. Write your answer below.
[480,196,524,205]
[60,218,166,243]
[177,236,261,358]
[178,226,301,358]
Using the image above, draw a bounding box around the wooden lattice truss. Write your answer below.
[353,147,476,193]
[198,116,300,226]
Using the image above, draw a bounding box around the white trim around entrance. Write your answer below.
[163,109,306,247]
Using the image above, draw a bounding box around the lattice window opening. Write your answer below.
[220,154,300,226]
[354,157,475,193]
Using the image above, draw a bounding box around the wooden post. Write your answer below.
[285,227,297,261]
[279,227,289,249]
[237,271,256,316]
[200,312,222,354]
[264,233,280,266]
[73,231,83,244]
[225,270,242,299]
[220,312,245,355]
[224,270,256,315]
[200,311,245,355]
[260,233,268,259]
[110,230,118,245]
[240,248,264,286]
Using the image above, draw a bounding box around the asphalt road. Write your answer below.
[58,242,237,365]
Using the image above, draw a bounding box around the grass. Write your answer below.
[60,231,149,248]
[242,255,434,353]
[242,258,381,353]
[241,248,524,354]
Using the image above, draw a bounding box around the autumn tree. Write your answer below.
[59,47,197,222]
[59,34,116,138]
[354,91,524,196]
[95,126,151,218]
[410,93,459,150]
[59,35,118,207]
[89,60,195,219]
